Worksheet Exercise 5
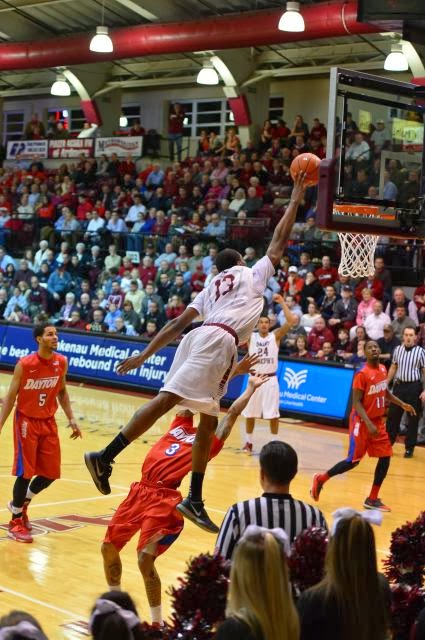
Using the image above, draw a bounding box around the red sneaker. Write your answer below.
[310,473,324,502]
[363,497,391,512]
[242,442,253,454]
[8,517,33,543]
[8,500,32,531]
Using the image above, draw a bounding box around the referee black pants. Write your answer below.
[387,381,422,451]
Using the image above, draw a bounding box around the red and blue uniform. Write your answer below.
[104,416,224,555]
[13,352,67,479]
[346,363,392,462]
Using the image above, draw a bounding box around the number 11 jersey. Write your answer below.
[188,256,275,344]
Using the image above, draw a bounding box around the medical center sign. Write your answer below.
[279,361,353,419]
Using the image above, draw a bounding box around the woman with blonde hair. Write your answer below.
[297,509,390,640]
[215,525,299,640]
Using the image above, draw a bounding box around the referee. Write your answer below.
[387,326,425,458]
[215,441,327,560]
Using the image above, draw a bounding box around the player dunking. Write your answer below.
[85,174,306,533]
[310,340,415,512]
[241,293,296,452]
[0,324,82,543]
[102,361,266,626]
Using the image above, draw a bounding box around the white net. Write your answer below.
[337,232,379,278]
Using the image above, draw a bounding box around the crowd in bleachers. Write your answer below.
[0,112,423,362]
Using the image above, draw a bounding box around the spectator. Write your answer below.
[297,252,315,279]
[335,327,352,358]
[307,316,335,354]
[294,334,310,358]
[169,273,191,305]
[166,294,186,320]
[300,302,321,332]
[215,527,300,640]
[24,113,46,139]
[122,300,142,334]
[386,288,419,324]
[0,246,16,271]
[12,259,34,287]
[284,266,304,301]
[356,288,376,326]
[89,591,144,640]
[363,301,392,340]
[154,242,177,268]
[63,309,86,330]
[297,510,390,640]
[346,132,370,163]
[124,280,144,315]
[315,255,338,287]
[0,610,48,640]
[202,245,218,275]
[320,285,339,322]
[204,213,226,238]
[354,274,384,303]
[301,216,322,254]
[383,170,398,201]
[328,285,357,330]
[107,210,128,236]
[300,272,324,312]
[58,291,78,322]
[104,244,122,272]
[317,340,336,361]
[242,186,263,217]
[377,324,400,369]
[216,441,327,560]
[168,103,185,162]
[146,163,165,189]
[229,188,246,214]
[86,309,108,333]
[144,300,166,330]
[141,282,163,315]
[104,302,122,331]
[47,264,72,305]
[391,304,417,340]
[141,319,158,339]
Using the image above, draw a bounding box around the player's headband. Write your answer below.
[89,599,140,635]
[331,507,383,536]
[0,621,47,640]
[238,524,291,556]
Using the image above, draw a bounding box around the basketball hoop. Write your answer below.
[337,232,379,278]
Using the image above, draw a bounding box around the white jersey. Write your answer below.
[189,255,275,344]
[248,331,279,375]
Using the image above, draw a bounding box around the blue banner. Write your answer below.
[0,325,244,402]
[278,359,354,419]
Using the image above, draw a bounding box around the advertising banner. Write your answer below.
[278,359,354,420]
[6,140,48,160]
[48,139,94,159]
[0,325,244,403]
[95,136,143,157]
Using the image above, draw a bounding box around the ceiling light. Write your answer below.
[384,42,408,71]
[119,115,128,127]
[90,26,113,53]
[278,1,305,32]
[197,62,219,85]
[51,74,71,96]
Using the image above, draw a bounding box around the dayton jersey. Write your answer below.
[248,331,278,375]
[189,256,275,344]
[17,353,67,419]
[351,363,388,421]
[141,416,224,489]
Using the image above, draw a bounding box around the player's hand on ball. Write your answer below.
[291,171,307,203]
[116,354,144,375]
[402,402,416,416]
[248,374,270,390]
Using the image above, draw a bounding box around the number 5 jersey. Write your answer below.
[17,352,67,419]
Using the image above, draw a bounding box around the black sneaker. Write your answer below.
[176,497,219,533]
[404,449,414,458]
[84,452,113,495]
[363,497,391,512]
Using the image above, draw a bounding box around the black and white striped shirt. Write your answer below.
[215,492,328,561]
[392,345,425,383]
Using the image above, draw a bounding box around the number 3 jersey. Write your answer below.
[188,256,275,344]
[141,416,224,489]
[351,362,388,421]
[17,352,67,419]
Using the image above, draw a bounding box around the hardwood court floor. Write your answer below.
[0,372,423,639]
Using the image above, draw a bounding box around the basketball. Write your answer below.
[290,152,321,187]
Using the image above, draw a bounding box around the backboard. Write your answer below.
[316,67,425,238]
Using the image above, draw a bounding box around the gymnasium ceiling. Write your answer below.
[0,0,423,98]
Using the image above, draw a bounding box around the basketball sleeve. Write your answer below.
[391,346,399,365]
[252,256,276,293]
[188,287,208,316]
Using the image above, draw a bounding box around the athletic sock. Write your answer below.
[189,472,204,503]
[10,504,23,519]
[109,584,121,591]
[150,605,163,625]
[25,490,35,501]
[100,433,130,464]
[245,433,252,444]
[369,484,381,500]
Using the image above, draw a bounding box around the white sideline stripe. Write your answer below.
[0,493,126,513]
[0,585,82,618]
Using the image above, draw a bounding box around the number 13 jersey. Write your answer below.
[189,256,275,344]
[17,353,67,419]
